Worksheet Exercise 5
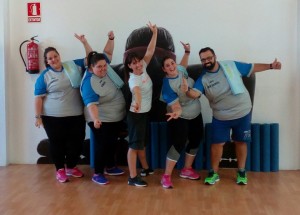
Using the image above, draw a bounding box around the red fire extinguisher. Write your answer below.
[19,36,39,74]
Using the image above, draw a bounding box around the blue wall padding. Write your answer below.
[159,122,168,169]
[246,140,251,171]
[90,129,95,168]
[176,148,185,169]
[205,123,212,170]
[99,121,279,172]
[270,123,279,172]
[195,138,204,170]
[150,122,159,169]
[251,123,260,171]
[260,124,271,172]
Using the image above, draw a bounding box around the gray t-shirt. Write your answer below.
[34,59,85,117]
[162,72,201,120]
[80,71,126,122]
[194,61,253,120]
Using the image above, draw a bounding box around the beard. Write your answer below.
[203,60,216,71]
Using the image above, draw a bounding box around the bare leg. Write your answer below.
[235,141,247,169]
[184,153,196,169]
[137,148,149,169]
[127,148,137,178]
[164,158,177,175]
[210,143,225,172]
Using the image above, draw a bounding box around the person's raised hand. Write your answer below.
[74,33,87,44]
[271,58,282,70]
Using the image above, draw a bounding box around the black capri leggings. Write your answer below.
[167,113,204,154]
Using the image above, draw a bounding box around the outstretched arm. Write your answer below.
[103,31,115,62]
[179,41,191,68]
[253,58,282,73]
[74,34,93,58]
[143,22,158,65]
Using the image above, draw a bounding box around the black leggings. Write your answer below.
[88,121,122,174]
[42,115,86,170]
[168,113,204,155]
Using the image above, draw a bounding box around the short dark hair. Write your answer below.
[199,47,215,56]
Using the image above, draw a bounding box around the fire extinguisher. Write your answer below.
[19,35,40,74]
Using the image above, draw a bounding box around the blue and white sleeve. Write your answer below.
[234,61,254,77]
[80,75,99,107]
[162,78,178,105]
[193,75,205,95]
[34,70,47,96]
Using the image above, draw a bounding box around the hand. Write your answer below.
[108,31,114,40]
[94,119,102,129]
[74,33,87,44]
[180,41,190,52]
[166,111,180,121]
[147,21,157,34]
[271,58,282,70]
[131,102,141,113]
[35,118,43,128]
[180,77,189,93]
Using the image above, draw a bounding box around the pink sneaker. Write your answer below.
[161,174,173,189]
[56,168,68,183]
[180,167,200,180]
[66,167,84,178]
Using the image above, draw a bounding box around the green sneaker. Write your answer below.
[204,170,220,185]
[236,170,248,185]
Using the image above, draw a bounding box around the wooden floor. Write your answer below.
[0,165,299,215]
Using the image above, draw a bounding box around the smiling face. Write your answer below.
[162,58,178,78]
[128,58,144,75]
[199,50,217,71]
[46,50,62,71]
[92,59,107,78]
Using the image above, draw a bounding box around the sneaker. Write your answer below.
[204,170,220,185]
[92,174,109,185]
[105,167,125,176]
[56,168,69,183]
[140,168,154,177]
[236,170,248,185]
[161,174,173,189]
[180,168,200,180]
[128,176,148,187]
[66,167,84,178]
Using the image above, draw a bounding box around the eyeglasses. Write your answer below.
[200,56,214,63]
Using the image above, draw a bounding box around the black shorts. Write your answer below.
[127,111,149,150]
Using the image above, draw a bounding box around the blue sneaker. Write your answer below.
[92,174,109,185]
[105,167,125,176]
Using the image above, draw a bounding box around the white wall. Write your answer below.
[1,0,299,169]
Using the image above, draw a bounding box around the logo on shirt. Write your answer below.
[207,81,220,89]
[99,80,106,87]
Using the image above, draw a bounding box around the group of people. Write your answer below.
[34,22,282,188]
